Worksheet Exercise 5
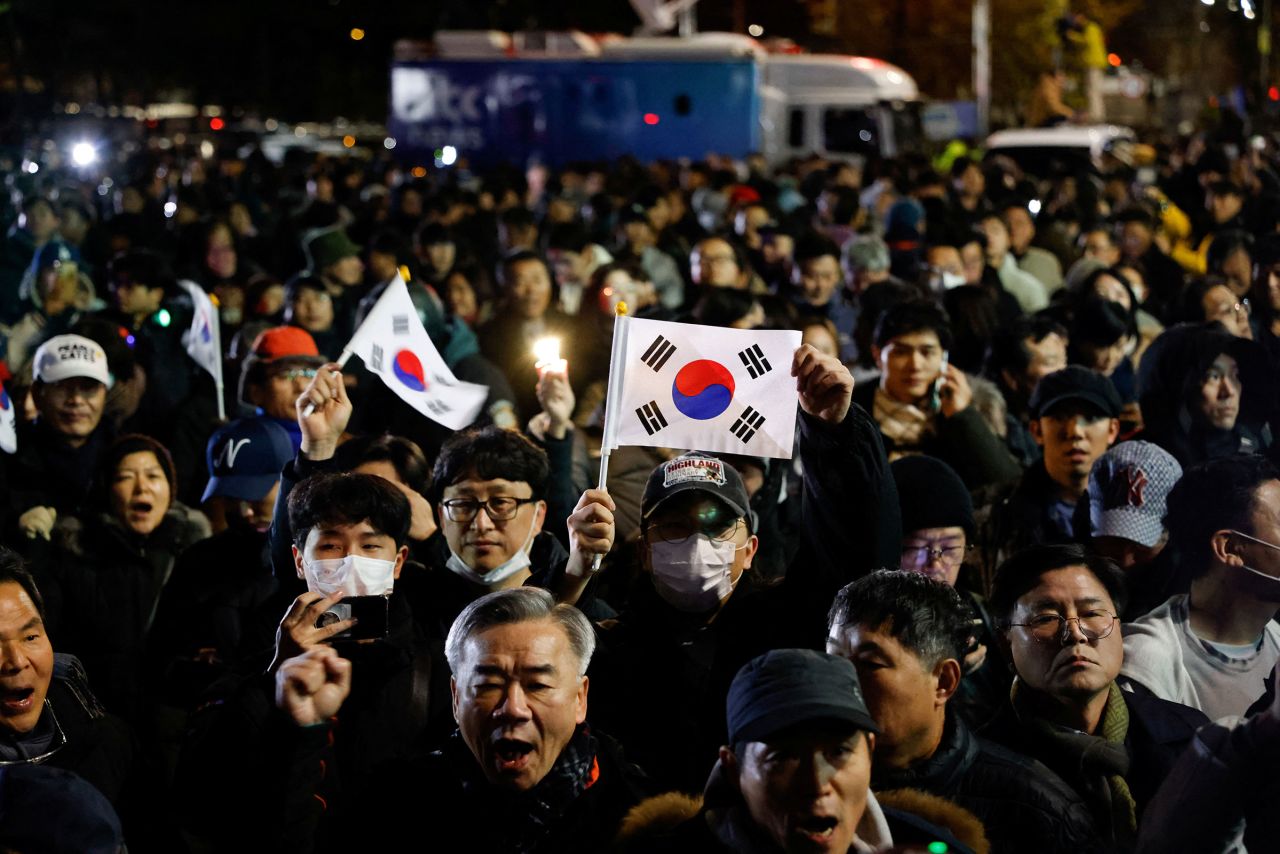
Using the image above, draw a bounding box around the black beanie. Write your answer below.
[891,455,975,539]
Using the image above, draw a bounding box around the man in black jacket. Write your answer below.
[826,570,1102,853]
[589,344,902,792]
[850,300,1019,493]
[272,586,652,852]
[982,543,1209,850]
[0,550,132,808]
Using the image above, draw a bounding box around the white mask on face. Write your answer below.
[941,271,967,290]
[302,554,396,598]
[649,535,743,613]
[445,509,541,588]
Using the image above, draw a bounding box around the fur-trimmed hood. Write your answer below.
[615,759,988,853]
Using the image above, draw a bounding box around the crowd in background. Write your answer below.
[3,119,1280,852]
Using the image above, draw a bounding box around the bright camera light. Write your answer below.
[440,145,458,166]
[70,141,97,167]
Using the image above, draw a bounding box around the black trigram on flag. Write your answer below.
[635,400,669,436]
[730,406,766,443]
[425,399,453,416]
[370,343,384,371]
[640,335,677,372]
[392,314,410,335]
[738,343,772,379]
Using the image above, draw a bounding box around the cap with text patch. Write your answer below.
[33,334,113,388]
[641,452,754,531]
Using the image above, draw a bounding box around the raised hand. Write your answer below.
[296,362,351,460]
[792,344,854,425]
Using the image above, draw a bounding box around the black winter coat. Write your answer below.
[873,710,1104,854]
[589,406,902,792]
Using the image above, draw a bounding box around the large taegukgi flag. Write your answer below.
[346,274,488,431]
[601,316,801,459]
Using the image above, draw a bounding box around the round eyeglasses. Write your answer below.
[1009,610,1118,643]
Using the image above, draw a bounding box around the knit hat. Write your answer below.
[1086,441,1183,547]
[891,455,975,539]
[304,227,361,272]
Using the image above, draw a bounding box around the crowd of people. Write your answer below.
[4,121,1280,852]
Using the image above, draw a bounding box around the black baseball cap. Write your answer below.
[727,649,879,744]
[1029,366,1122,419]
[641,452,754,531]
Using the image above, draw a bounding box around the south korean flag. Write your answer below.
[603,316,801,459]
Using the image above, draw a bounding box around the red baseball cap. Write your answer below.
[249,326,322,362]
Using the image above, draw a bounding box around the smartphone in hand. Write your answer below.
[928,351,950,412]
[316,595,391,642]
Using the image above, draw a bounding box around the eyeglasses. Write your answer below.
[900,543,973,568]
[1009,609,1118,643]
[275,368,319,382]
[441,497,537,523]
[645,518,744,545]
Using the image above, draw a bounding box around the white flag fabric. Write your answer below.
[602,316,801,459]
[0,380,15,454]
[176,279,223,383]
[347,275,487,431]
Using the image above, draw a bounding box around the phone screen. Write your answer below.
[316,595,391,642]
[929,351,950,411]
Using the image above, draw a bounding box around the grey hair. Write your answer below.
[445,587,596,677]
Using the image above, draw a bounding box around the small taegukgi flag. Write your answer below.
[345,274,488,431]
[0,380,15,454]
[601,316,801,459]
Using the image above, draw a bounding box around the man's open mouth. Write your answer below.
[0,686,34,713]
[793,815,839,842]
[493,738,535,771]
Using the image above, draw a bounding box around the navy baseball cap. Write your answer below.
[727,649,879,744]
[202,418,294,503]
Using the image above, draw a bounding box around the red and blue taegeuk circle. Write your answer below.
[671,360,735,420]
[392,350,428,392]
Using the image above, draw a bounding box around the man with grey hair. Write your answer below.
[271,587,652,851]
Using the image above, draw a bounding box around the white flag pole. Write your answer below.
[591,301,630,573]
[209,299,227,422]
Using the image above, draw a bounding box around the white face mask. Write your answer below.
[302,554,397,598]
[649,535,742,613]
[941,271,967,290]
[445,512,540,588]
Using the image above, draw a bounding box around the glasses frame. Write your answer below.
[441,496,538,524]
[644,516,745,546]
[1008,610,1118,644]
[900,542,974,567]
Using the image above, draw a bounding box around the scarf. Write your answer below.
[463,726,600,854]
[873,387,933,459]
[1010,679,1138,845]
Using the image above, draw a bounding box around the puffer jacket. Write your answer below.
[33,502,211,721]
[872,710,1104,853]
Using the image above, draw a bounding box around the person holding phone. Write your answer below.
[852,300,1020,493]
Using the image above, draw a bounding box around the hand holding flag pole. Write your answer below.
[301,349,352,419]
[589,300,629,575]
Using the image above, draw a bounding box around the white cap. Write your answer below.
[33,334,113,388]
